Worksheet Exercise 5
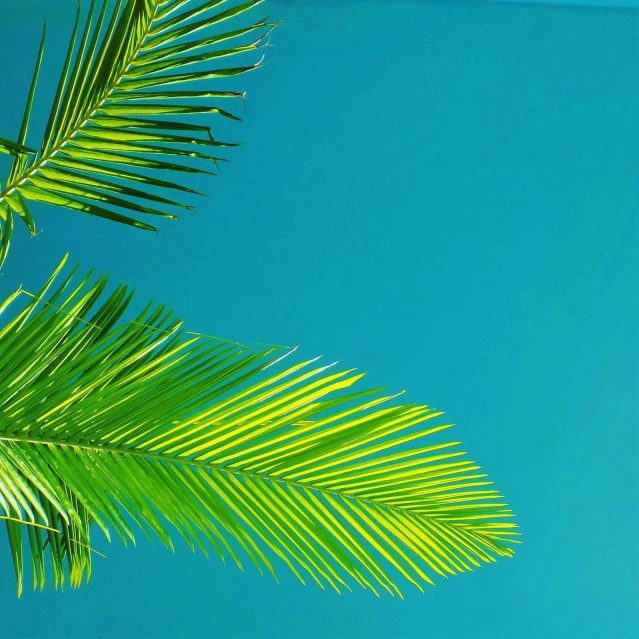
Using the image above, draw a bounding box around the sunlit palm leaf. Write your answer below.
[0,0,274,266]
[0,256,519,596]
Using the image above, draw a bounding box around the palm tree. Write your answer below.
[0,0,519,596]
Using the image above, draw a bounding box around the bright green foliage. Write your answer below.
[0,256,518,596]
[0,0,274,266]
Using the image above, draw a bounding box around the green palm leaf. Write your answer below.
[0,0,274,266]
[0,256,519,596]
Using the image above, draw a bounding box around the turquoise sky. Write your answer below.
[0,1,637,637]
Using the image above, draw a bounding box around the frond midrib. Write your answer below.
[0,4,161,205]
[0,431,509,537]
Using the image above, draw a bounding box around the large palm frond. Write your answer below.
[0,256,519,596]
[0,0,274,266]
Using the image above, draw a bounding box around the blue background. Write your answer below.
[1,0,638,637]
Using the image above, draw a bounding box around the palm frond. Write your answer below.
[0,0,274,267]
[0,256,519,596]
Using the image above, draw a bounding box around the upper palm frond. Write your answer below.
[0,256,519,596]
[0,0,274,266]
